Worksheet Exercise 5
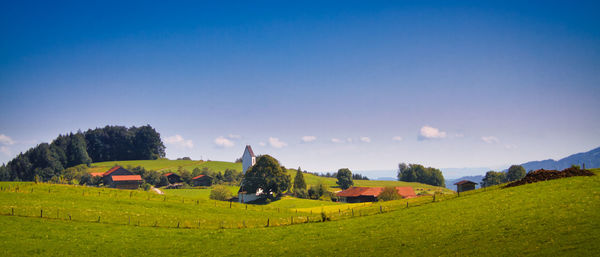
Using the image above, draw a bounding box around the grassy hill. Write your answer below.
[0,170,597,256]
[87,159,452,196]
[88,159,242,173]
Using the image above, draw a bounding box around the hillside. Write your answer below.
[519,146,600,171]
[88,159,242,174]
[0,170,597,256]
[88,159,450,193]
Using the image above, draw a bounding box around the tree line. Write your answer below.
[1,125,165,182]
[480,165,526,187]
[304,171,369,180]
[397,163,445,187]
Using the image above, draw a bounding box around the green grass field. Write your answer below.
[88,159,451,194]
[88,159,242,174]
[0,170,597,256]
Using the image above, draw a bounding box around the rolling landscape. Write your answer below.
[1,1,599,256]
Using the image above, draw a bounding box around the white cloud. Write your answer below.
[505,144,518,149]
[268,137,287,148]
[419,126,447,140]
[0,146,10,156]
[331,138,343,143]
[301,136,316,143]
[392,136,403,141]
[214,136,234,148]
[164,135,194,148]
[360,137,371,143]
[481,136,500,144]
[0,134,15,145]
[228,134,241,139]
[258,142,266,146]
[346,138,353,143]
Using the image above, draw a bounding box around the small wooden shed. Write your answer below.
[454,180,477,193]
[163,172,182,184]
[192,174,212,187]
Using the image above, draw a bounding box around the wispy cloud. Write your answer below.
[258,142,266,147]
[481,136,500,144]
[418,126,447,140]
[0,134,15,145]
[268,137,287,148]
[331,138,343,143]
[392,136,403,141]
[0,146,10,156]
[164,135,194,148]
[228,134,241,139]
[301,136,316,143]
[214,136,234,148]
[360,137,371,143]
[505,144,517,149]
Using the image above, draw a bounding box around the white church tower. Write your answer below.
[242,145,256,173]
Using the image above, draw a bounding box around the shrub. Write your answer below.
[378,187,400,201]
[141,183,151,191]
[210,185,232,201]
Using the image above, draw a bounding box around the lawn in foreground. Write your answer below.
[0,173,597,256]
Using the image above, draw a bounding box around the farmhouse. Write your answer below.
[454,180,477,192]
[337,186,417,203]
[91,166,144,189]
[192,174,212,186]
[163,172,182,184]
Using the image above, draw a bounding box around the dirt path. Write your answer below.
[151,187,164,195]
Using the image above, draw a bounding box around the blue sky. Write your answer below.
[1,1,599,178]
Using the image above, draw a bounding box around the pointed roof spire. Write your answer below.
[245,145,255,157]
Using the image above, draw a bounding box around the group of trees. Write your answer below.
[2,125,165,182]
[305,170,369,180]
[241,155,291,199]
[397,163,445,187]
[481,165,526,187]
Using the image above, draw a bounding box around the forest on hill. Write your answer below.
[0,125,165,182]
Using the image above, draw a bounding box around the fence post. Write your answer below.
[352,208,354,217]
[291,216,293,224]
[128,216,131,225]
[97,216,101,223]
[230,201,232,208]
[177,221,180,228]
[40,209,43,218]
[11,208,14,216]
[266,218,269,227]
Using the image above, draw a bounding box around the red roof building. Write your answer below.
[337,186,417,203]
[191,174,212,187]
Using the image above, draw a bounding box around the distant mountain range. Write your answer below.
[444,146,600,190]
[519,146,600,171]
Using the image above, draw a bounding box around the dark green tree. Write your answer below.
[397,163,445,187]
[481,171,507,187]
[336,168,354,190]
[241,155,291,198]
[506,165,526,182]
[293,167,307,197]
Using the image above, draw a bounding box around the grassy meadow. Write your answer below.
[0,170,598,256]
[88,159,242,174]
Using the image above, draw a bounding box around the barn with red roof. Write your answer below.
[191,174,212,187]
[337,186,417,203]
[93,166,144,189]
